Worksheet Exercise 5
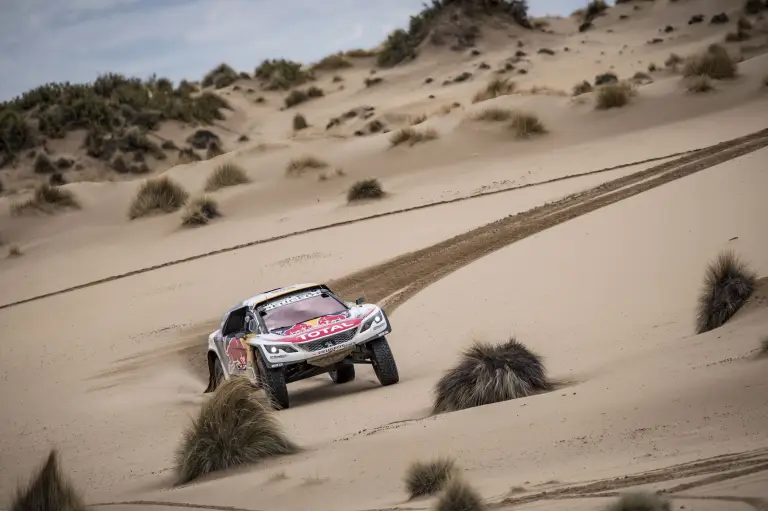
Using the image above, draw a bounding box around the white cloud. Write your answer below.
[0,0,589,100]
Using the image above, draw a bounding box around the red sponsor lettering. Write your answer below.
[281,319,361,343]
[284,322,313,335]
[318,313,347,325]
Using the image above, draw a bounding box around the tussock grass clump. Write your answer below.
[182,196,221,226]
[175,376,299,484]
[665,53,684,70]
[347,178,385,202]
[178,147,201,164]
[206,139,224,159]
[202,63,239,89]
[312,53,352,71]
[285,155,328,176]
[293,113,308,131]
[686,75,715,93]
[595,83,632,109]
[472,77,516,103]
[432,337,551,414]
[11,184,81,216]
[10,450,86,511]
[128,176,189,219]
[33,152,56,174]
[436,477,485,511]
[8,245,22,257]
[409,113,427,125]
[389,127,439,147]
[509,111,546,138]
[255,59,312,90]
[683,44,737,80]
[572,80,593,96]
[695,251,757,334]
[472,107,513,122]
[606,491,671,511]
[205,162,250,192]
[404,457,458,499]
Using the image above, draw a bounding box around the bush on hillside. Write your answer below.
[595,72,618,86]
[11,184,81,216]
[432,337,551,414]
[10,450,86,511]
[255,59,313,90]
[181,196,221,226]
[404,457,458,499]
[686,75,715,93]
[186,129,221,150]
[347,178,385,202]
[389,127,439,147]
[606,492,671,511]
[33,152,56,174]
[665,53,684,70]
[206,139,224,159]
[175,376,299,484]
[312,53,353,71]
[178,147,201,163]
[595,83,632,109]
[436,477,485,511]
[572,80,593,96]
[509,111,546,138]
[202,63,239,89]
[205,162,250,191]
[293,113,308,131]
[285,155,328,176]
[472,107,514,122]
[128,176,189,220]
[472,77,517,103]
[695,251,757,334]
[683,44,737,79]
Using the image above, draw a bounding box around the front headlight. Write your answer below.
[360,312,385,333]
[265,344,297,354]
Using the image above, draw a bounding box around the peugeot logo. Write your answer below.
[324,341,334,348]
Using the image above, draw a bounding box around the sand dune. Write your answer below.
[2,0,768,510]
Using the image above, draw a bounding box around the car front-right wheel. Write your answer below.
[368,336,399,386]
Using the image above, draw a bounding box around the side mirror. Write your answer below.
[247,318,258,333]
[355,297,365,305]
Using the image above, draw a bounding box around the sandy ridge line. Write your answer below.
[328,128,768,313]
[0,149,698,311]
[88,449,768,511]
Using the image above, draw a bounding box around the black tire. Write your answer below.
[368,337,399,386]
[256,354,289,410]
[329,363,356,384]
[204,354,225,393]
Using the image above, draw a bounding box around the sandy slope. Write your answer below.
[1,0,768,509]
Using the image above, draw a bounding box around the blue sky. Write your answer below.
[0,0,596,100]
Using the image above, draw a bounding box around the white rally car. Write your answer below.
[204,283,398,409]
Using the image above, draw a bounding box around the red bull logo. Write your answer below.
[284,322,313,335]
[226,337,248,373]
[318,313,347,325]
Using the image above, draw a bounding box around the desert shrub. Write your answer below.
[175,376,299,484]
[432,337,551,414]
[202,63,239,89]
[595,83,632,109]
[404,457,458,499]
[293,113,308,131]
[49,172,67,186]
[472,77,517,103]
[10,450,86,511]
[595,72,618,85]
[206,139,224,159]
[205,162,250,191]
[285,155,328,176]
[347,178,385,202]
[128,176,189,219]
[307,86,324,98]
[11,184,81,216]
[365,77,385,87]
[312,53,352,71]
[345,48,378,58]
[509,111,547,138]
[33,152,56,173]
[573,80,593,96]
[725,29,751,42]
[178,147,201,163]
[285,90,308,108]
[665,53,684,70]
[119,128,165,159]
[584,0,609,20]
[686,75,715,93]
[182,196,221,226]
[255,59,312,90]
[683,44,737,79]
[606,491,671,511]
[695,251,757,334]
[744,0,765,15]
[377,29,417,68]
[0,109,34,155]
[389,127,439,147]
[8,245,22,257]
[436,477,485,511]
[410,113,427,125]
[472,107,513,122]
[186,129,221,150]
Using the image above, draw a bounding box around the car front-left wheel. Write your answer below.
[256,354,290,410]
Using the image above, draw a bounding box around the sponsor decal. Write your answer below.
[317,313,348,325]
[262,290,322,311]
[284,322,313,335]
[294,320,360,342]
[226,337,248,374]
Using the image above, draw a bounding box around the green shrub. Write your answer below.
[595,83,632,109]
[205,162,250,191]
[683,44,737,79]
[182,196,221,226]
[347,178,385,201]
[128,176,189,219]
[202,63,239,89]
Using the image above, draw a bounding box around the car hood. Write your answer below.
[258,304,377,343]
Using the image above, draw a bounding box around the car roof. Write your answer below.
[239,283,326,309]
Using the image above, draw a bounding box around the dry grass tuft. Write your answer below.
[175,376,299,484]
[10,449,86,511]
[695,251,757,334]
[286,155,328,176]
[11,184,81,216]
[347,178,385,202]
[8,245,22,257]
[436,477,486,511]
[606,491,671,511]
[595,83,632,109]
[404,457,458,499]
[181,196,221,226]
[683,44,737,79]
[409,113,428,126]
[686,75,715,93]
[206,139,224,159]
[572,80,593,96]
[128,176,189,219]
[472,77,517,103]
[509,111,547,138]
[472,107,513,122]
[33,152,56,174]
[312,53,353,71]
[293,113,308,131]
[205,162,250,192]
[432,337,551,414]
[389,127,439,147]
[665,53,684,71]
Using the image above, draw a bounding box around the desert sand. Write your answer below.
[1,0,768,510]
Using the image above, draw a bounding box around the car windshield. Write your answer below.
[260,292,346,332]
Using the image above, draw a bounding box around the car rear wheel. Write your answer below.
[256,354,289,410]
[368,337,399,386]
[329,363,355,384]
